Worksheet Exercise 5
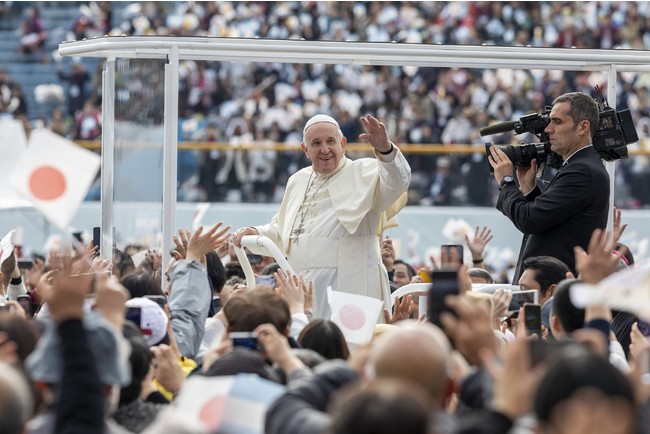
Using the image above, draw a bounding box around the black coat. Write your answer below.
[497,146,610,278]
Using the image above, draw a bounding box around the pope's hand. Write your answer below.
[233,227,259,248]
[359,115,392,153]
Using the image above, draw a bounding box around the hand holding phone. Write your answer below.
[230,332,260,351]
[428,270,459,328]
[441,244,464,266]
[523,303,542,337]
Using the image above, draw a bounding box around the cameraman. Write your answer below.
[488,92,609,280]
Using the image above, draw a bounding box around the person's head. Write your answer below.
[301,114,346,175]
[0,314,40,366]
[224,262,245,280]
[467,267,495,284]
[612,242,634,271]
[519,256,570,305]
[328,379,430,434]
[203,347,281,383]
[393,260,415,288]
[223,288,291,336]
[535,351,637,434]
[205,250,226,294]
[544,92,599,159]
[298,319,350,360]
[119,322,153,406]
[220,276,246,306]
[113,248,135,279]
[120,271,164,299]
[0,362,33,434]
[550,279,585,339]
[369,321,452,409]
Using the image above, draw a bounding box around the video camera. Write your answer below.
[481,87,639,171]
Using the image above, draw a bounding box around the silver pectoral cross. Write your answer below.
[292,223,305,241]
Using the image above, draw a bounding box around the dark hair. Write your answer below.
[120,271,163,299]
[298,319,350,360]
[113,248,135,279]
[223,288,291,334]
[552,92,600,136]
[203,348,281,383]
[521,256,570,297]
[535,351,635,423]
[119,322,152,405]
[0,314,39,365]
[224,262,245,280]
[394,259,415,279]
[261,262,280,276]
[328,380,430,434]
[205,251,226,294]
[614,242,635,267]
[551,279,585,334]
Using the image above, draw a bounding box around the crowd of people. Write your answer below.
[3,2,650,207]
[0,203,646,434]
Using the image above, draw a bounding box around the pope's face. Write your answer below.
[301,122,346,175]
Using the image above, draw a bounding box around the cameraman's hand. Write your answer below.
[516,159,537,195]
[488,146,514,185]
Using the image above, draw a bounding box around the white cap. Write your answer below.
[125,297,169,346]
[303,114,340,136]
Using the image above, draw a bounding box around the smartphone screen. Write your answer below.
[441,244,464,265]
[524,303,542,337]
[230,332,260,351]
[144,295,167,309]
[255,275,275,288]
[428,270,459,328]
[17,295,32,317]
[508,290,539,313]
[93,226,101,254]
[17,258,34,270]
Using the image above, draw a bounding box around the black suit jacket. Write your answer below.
[497,146,610,278]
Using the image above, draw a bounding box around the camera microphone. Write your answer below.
[479,120,516,136]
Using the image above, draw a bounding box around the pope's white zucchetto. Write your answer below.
[303,114,340,136]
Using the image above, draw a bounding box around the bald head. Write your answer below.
[370,321,451,408]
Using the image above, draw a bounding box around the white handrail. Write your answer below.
[233,235,295,289]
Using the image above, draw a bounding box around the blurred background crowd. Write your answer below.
[3,1,650,207]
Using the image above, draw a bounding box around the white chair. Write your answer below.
[233,235,295,289]
[390,283,430,318]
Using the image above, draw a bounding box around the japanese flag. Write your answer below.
[0,230,15,264]
[0,119,31,208]
[9,129,100,229]
[571,261,650,321]
[328,287,383,345]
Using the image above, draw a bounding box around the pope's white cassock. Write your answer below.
[254,148,411,318]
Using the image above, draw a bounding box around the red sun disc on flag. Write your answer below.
[28,166,66,201]
[339,304,366,330]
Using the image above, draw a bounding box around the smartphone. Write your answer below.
[255,275,275,288]
[17,258,34,270]
[508,290,539,313]
[17,294,32,317]
[230,332,260,351]
[529,339,582,366]
[428,270,459,328]
[144,295,167,309]
[93,226,101,255]
[125,306,142,326]
[441,244,464,265]
[523,303,542,337]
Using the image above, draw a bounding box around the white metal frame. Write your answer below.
[234,235,295,289]
[59,36,650,278]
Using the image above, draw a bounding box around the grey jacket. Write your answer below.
[168,259,211,359]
